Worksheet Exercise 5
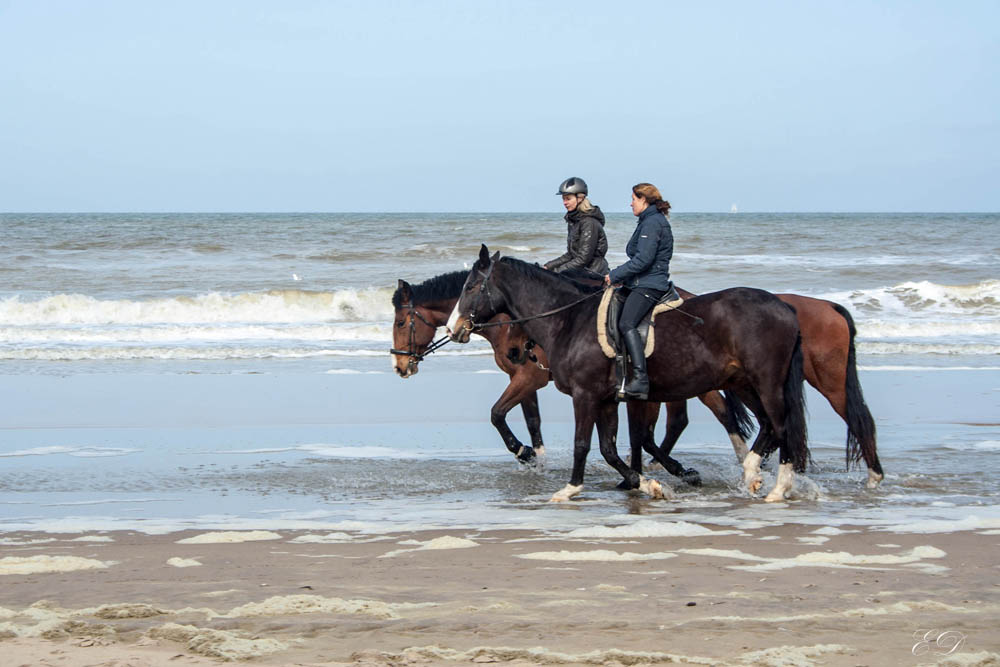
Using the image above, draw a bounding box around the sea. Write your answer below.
[1,212,999,538]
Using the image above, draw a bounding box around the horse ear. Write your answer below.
[491,251,500,263]
[397,279,411,300]
[479,244,490,264]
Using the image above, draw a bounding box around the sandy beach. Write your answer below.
[2,523,999,666]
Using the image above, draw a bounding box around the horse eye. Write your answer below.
[396,320,405,328]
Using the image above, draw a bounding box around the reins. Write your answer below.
[469,288,605,330]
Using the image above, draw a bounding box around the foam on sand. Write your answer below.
[379,535,479,558]
[674,546,947,573]
[517,549,677,562]
[175,530,282,544]
[289,531,355,543]
[167,557,203,568]
[0,555,114,575]
[218,594,435,620]
[351,643,854,666]
[689,600,1000,625]
[69,535,114,542]
[147,622,287,661]
[563,519,741,539]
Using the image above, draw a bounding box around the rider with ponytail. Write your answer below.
[544,177,610,276]
[604,182,676,400]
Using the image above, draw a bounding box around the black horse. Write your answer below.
[448,246,808,502]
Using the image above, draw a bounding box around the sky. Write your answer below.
[0,0,997,212]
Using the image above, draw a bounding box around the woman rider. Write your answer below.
[543,177,609,277]
[603,182,676,400]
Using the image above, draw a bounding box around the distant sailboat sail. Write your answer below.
[730,204,739,213]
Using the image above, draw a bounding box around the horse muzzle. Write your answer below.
[449,318,474,343]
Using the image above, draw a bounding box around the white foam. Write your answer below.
[796,536,830,545]
[148,622,287,661]
[69,535,114,542]
[0,446,139,458]
[564,520,741,539]
[380,536,479,558]
[675,546,947,573]
[176,531,282,544]
[517,550,677,562]
[0,555,114,575]
[881,515,1000,534]
[167,557,203,568]
[289,532,355,543]
[219,594,435,620]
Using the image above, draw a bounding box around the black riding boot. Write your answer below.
[622,328,649,400]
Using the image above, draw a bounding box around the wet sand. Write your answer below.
[2,524,999,666]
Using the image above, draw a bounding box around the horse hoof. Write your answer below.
[534,445,545,457]
[617,478,639,490]
[516,446,536,464]
[550,484,583,502]
[764,490,787,502]
[866,470,884,489]
[639,477,666,500]
[746,476,763,495]
[682,468,702,487]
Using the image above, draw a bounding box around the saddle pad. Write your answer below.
[596,288,684,359]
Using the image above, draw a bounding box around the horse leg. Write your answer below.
[649,401,701,486]
[550,394,597,502]
[698,391,751,463]
[620,401,649,489]
[607,401,664,499]
[490,375,538,464]
[760,337,809,503]
[819,366,884,489]
[519,390,546,457]
[735,390,770,496]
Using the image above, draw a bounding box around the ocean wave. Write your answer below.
[0,288,397,326]
[0,446,140,458]
[857,341,1000,356]
[0,323,394,345]
[822,279,1000,317]
[858,319,1000,339]
[677,252,994,269]
[0,346,492,362]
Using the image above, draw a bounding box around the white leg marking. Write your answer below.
[742,451,763,495]
[549,484,583,502]
[515,445,524,460]
[445,302,461,335]
[729,433,749,462]
[867,469,884,489]
[535,445,545,457]
[764,463,795,502]
[639,476,669,500]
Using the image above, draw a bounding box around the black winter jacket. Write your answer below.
[544,206,610,275]
[608,205,674,291]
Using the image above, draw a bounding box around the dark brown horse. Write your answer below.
[392,271,711,484]
[645,289,884,488]
[448,247,809,502]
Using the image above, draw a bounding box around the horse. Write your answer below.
[646,288,884,488]
[391,270,738,485]
[391,272,550,464]
[448,246,809,503]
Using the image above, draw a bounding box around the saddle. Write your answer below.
[596,286,683,397]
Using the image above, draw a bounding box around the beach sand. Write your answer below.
[2,524,999,666]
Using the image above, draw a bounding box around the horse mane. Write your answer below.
[392,270,467,308]
[498,257,598,294]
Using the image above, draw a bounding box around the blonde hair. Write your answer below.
[577,196,595,213]
[632,183,671,216]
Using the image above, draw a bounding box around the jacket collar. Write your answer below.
[638,205,658,222]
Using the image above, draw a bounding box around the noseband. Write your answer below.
[390,302,450,370]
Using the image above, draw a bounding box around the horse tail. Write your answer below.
[833,303,878,471]
[723,391,755,442]
[782,333,810,472]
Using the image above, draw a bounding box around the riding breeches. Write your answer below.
[618,287,666,334]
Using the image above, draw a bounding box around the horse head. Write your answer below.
[390,278,442,378]
[448,244,501,343]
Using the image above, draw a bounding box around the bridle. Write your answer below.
[462,260,604,332]
[389,302,450,372]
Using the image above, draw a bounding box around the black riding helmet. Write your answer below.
[556,177,588,196]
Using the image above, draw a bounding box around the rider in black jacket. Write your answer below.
[605,182,675,400]
[544,177,609,277]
